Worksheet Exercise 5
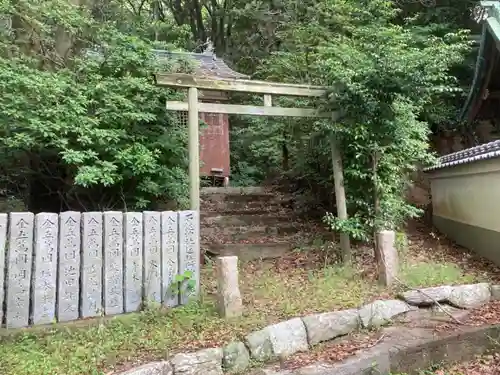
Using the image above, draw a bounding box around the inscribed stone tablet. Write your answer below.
[57,211,81,322]
[81,212,103,318]
[124,212,143,312]
[143,211,161,305]
[0,213,7,324]
[32,213,59,325]
[178,210,200,305]
[103,211,124,315]
[6,212,34,328]
[161,211,179,307]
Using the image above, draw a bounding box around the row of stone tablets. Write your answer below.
[0,210,200,328]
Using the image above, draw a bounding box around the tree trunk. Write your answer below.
[55,0,82,62]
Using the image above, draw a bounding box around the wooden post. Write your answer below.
[264,94,272,107]
[330,134,352,264]
[372,151,381,264]
[188,87,200,211]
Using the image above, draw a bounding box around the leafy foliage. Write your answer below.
[0,0,191,211]
[0,0,478,238]
[236,0,471,237]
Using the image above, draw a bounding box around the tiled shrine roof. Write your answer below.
[153,50,248,79]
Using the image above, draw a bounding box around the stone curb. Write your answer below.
[118,283,500,375]
[119,362,172,375]
[256,324,500,375]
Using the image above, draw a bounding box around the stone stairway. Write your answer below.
[200,187,312,262]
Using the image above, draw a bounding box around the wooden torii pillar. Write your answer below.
[155,73,352,262]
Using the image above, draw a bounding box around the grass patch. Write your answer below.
[0,301,251,375]
[241,263,383,317]
[400,261,478,288]
[0,227,494,375]
[0,262,384,375]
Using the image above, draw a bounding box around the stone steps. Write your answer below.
[202,194,291,203]
[202,223,300,242]
[201,186,271,195]
[203,243,291,261]
[201,214,293,227]
[200,186,303,261]
[201,205,289,216]
[201,187,288,205]
[201,194,275,204]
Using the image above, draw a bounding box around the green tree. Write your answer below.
[253,0,470,241]
[0,0,191,211]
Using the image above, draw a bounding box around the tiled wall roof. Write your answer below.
[425,140,500,171]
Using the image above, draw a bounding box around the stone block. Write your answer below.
[216,256,243,318]
[144,211,162,305]
[292,362,338,375]
[81,212,103,318]
[491,284,500,300]
[319,349,391,375]
[32,213,59,324]
[178,211,200,305]
[359,300,412,328]
[120,361,173,375]
[399,286,452,306]
[222,341,250,373]
[124,212,144,312]
[6,212,34,328]
[0,213,8,324]
[400,284,491,310]
[249,370,292,375]
[449,283,491,309]
[375,230,398,287]
[103,211,124,315]
[302,309,359,346]
[161,211,179,307]
[245,329,274,362]
[267,318,309,357]
[171,348,223,375]
[57,211,81,322]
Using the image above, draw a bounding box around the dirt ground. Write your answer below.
[1,219,499,375]
[425,351,500,375]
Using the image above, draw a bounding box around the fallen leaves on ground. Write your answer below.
[429,353,500,375]
[464,300,500,326]
[435,300,500,332]
[270,332,383,371]
[405,220,500,283]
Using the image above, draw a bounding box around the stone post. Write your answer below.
[376,230,399,287]
[216,256,243,318]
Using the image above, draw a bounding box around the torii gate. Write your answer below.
[154,72,351,260]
